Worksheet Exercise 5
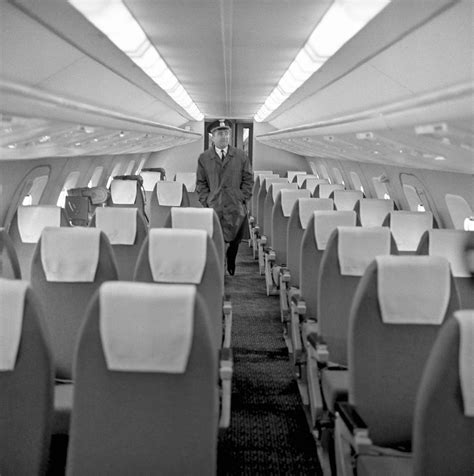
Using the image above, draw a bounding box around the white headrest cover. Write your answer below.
[148,228,207,284]
[253,170,273,178]
[41,227,101,282]
[303,178,328,194]
[257,173,277,184]
[455,310,474,416]
[110,180,137,204]
[100,282,195,373]
[297,174,317,187]
[0,279,28,371]
[271,182,298,202]
[313,211,356,250]
[298,198,333,229]
[428,230,471,277]
[18,206,61,243]
[175,172,197,192]
[281,189,311,217]
[140,171,161,191]
[333,190,364,211]
[377,256,450,324]
[171,207,214,236]
[338,227,391,276]
[155,181,183,206]
[316,183,345,198]
[359,199,394,227]
[95,207,137,245]
[287,171,306,183]
[264,177,287,192]
[390,211,433,251]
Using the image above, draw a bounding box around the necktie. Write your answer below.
[220,150,225,160]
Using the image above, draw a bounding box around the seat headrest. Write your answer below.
[315,183,344,198]
[427,230,471,277]
[95,207,137,245]
[253,170,273,179]
[155,181,183,206]
[296,174,317,187]
[41,227,101,282]
[175,172,197,193]
[287,171,306,183]
[148,229,207,284]
[359,198,394,227]
[271,182,298,202]
[376,256,450,325]
[17,206,61,243]
[140,171,162,191]
[280,189,311,217]
[171,207,214,236]
[100,281,196,373]
[454,310,474,416]
[389,211,433,251]
[298,198,333,229]
[256,173,277,184]
[338,227,391,276]
[110,179,138,204]
[333,190,364,211]
[313,210,356,250]
[264,177,287,191]
[0,279,28,371]
[302,177,329,194]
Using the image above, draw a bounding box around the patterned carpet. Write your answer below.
[217,243,322,475]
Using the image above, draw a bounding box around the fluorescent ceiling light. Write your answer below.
[255,0,391,122]
[69,0,203,121]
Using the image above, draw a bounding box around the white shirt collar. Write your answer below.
[215,146,228,156]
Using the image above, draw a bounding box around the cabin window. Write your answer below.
[106,163,123,188]
[445,194,473,230]
[135,157,147,174]
[372,177,391,200]
[88,166,104,187]
[403,184,428,212]
[350,171,364,194]
[309,162,320,178]
[124,160,135,175]
[57,171,80,208]
[319,164,331,183]
[332,168,345,186]
[21,174,49,206]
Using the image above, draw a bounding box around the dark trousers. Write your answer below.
[226,219,246,266]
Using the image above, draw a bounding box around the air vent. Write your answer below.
[414,122,448,136]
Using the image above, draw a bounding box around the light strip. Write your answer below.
[68,0,203,121]
[254,0,391,122]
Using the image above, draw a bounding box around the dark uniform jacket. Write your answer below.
[196,145,254,242]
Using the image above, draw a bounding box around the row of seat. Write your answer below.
[249,170,474,475]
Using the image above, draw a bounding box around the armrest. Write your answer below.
[267,250,276,262]
[249,216,255,225]
[307,332,329,364]
[222,299,232,349]
[335,402,372,449]
[219,348,233,429]
[291,297,306,317]
[259,235,267,246]
[280,268,291,283]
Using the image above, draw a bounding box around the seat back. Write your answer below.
[383,211,433,253]
[302,177,329,195]
[296,174,317,188]
[108,177,146,218]
[263,182,298,246]
[91,207,148,280]
[287,198,333,288]
[331,189,364,211]
[256,177,287,231]
[250,173,276,217]
[318,227,397,365]
[287,171,306,183]
[413,310,474,476]
[149,181,190,228]
[0,279,53,476]
[140,170,163,219]
[417,229,474,308]
[300,210,356,320]
[349,256,460,447]
[30,227,118,379]
[134,228,223,349]
[8,205,70,280]
[314,183,344,198]
[66,282,218,476]
[271,189,311,266]
[355,198,394,227]
[166,207,225,274]
[0,228,21,279]
[175,172,200,206]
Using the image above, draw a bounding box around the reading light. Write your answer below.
[255,0,391,122]
[69,0,203,121]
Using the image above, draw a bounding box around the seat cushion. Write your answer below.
[321,369,348,413]
[54,383,73,435]
[357,453,413,476]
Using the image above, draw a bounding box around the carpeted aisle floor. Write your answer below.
[217,243,322,475]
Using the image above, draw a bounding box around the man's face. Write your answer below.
[212,129,231,149]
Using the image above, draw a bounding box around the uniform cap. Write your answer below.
[208,119,231,134]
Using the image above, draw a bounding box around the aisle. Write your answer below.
[217,243,322,475]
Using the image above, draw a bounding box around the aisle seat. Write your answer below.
[0,279,53,476]
[108,176,146,219]
[175,172,200,207]
[90,207,148,280]
[0,227,22,279]
[334,256,460,476]
[8,205,69,279]
[140,170,162,219]
[355,198,394,227]
[149,181,190,228]
[331,190,364,211]
[66,282,218,475]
